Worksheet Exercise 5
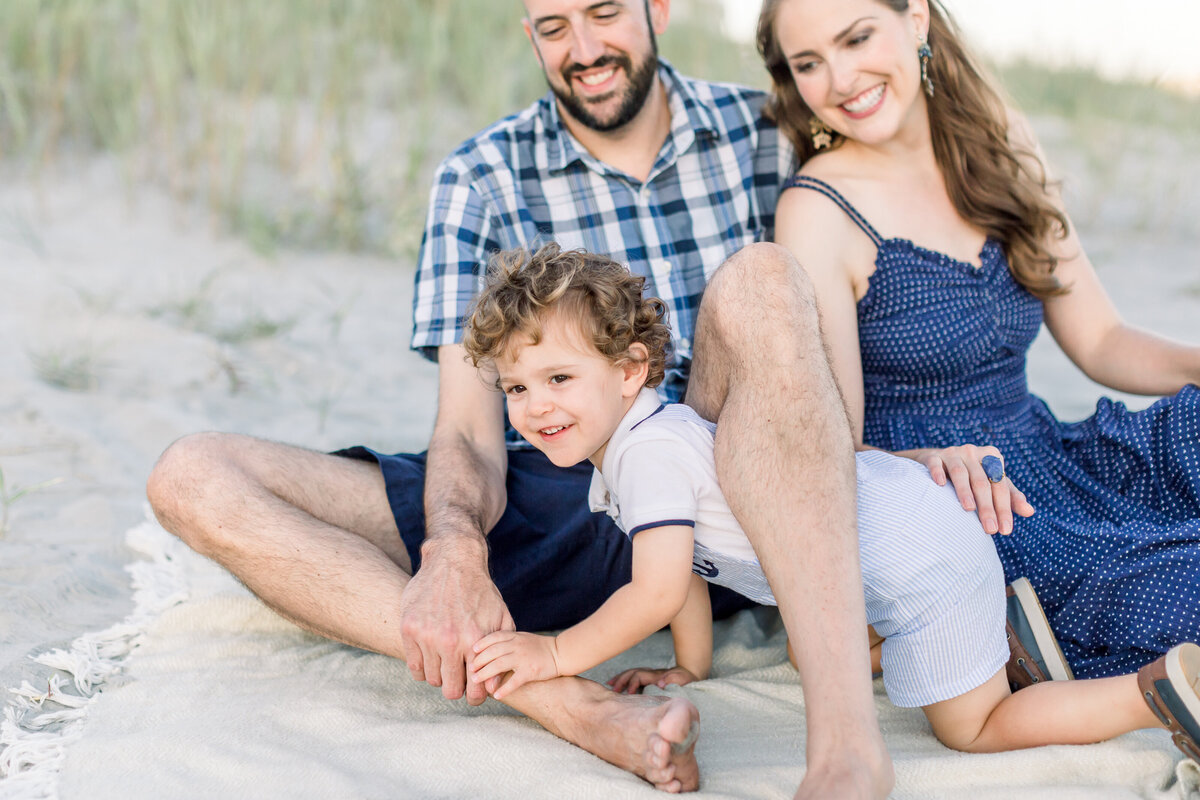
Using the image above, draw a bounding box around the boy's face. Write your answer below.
[494,311,646,469]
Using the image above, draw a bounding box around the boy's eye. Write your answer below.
[505,384,526,396]
[550,374,570,385]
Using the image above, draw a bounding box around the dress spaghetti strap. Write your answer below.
[782,174,884,247]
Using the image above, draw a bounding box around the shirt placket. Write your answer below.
[637,144,693,362]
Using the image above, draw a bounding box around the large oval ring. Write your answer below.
[980,454,1005,484]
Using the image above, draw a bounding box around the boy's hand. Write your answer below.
[471,631,561,700]
[607,666,701,695]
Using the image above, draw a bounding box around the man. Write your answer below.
[148,1,892,796]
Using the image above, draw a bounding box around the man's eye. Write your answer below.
[537,25,566,39]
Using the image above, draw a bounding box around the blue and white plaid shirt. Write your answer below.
[411,61,793,444]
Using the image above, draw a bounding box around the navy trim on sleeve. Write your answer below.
[628,519,696,536]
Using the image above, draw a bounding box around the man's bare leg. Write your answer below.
[147,433,418,653]
[146,433,700,790]
[685,243,893,799]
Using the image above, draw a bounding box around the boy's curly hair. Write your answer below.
[463,243,670,389]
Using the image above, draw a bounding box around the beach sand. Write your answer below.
[0,156,440,695]
[0,114,1196,790]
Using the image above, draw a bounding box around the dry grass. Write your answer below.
[2,2,1194,255]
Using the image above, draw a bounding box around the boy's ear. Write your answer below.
[621,343,650,397]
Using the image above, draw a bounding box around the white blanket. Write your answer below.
[4,517,1199,800]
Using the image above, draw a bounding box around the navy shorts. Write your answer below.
[335,445,756,632]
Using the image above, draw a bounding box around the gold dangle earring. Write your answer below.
[918,35,935,98]
[809,115,833,150]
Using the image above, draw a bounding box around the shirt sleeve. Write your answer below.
[611,436,705,538]
[410,158,500,362]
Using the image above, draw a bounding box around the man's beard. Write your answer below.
[551,39,659,133]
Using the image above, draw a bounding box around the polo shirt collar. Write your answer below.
[588,387,665,515]
[542,59,720,176]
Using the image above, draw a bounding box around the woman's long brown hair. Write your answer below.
[757,0,1068,297]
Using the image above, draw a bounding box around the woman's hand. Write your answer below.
[607,666,702,695]
[917,444,1034,535]
[471,631,560,700]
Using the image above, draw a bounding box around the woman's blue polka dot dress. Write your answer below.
[787,175,1200,679]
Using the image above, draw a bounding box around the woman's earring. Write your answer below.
[918,36,935,98]
[809,116,833,150]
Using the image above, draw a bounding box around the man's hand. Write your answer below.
[397,538,513,705]
[470,631,561,701]
[607,666,701,695]
[918,444,1034,535]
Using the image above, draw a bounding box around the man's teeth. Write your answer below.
[541,425,567,435]
[579,68,615,86]
[843,85,884,114]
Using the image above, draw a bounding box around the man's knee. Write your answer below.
[703,242,819,332]
[699,242,822,357]
[146,432,241,540]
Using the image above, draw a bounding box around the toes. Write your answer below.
[648,734,670,768]
[671,721,699,755]
[648,762,676,791]
[655,777,682,793]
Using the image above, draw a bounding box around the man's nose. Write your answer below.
[568,23,605,68]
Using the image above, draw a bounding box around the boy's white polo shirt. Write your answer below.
[587,387,764,588]
[588,388,1010,709]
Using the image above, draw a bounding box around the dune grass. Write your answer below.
[1,1,1194,256]
[997,60,1200,134]
[0,464,64,536]
[27,344,102,392]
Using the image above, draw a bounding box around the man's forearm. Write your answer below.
[398,415,512,703]
[423,428,508,551]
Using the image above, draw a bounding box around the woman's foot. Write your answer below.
[1006,577,1074,690]
[1139,642,1200,761]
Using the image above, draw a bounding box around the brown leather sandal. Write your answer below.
[1138,643,1200,762]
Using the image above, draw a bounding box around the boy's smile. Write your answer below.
[495,311,647,469]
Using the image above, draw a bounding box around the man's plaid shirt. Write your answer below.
[411,61,792,443]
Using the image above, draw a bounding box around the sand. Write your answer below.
[0,113,1196,788]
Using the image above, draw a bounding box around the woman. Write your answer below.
[758,0,1200,679]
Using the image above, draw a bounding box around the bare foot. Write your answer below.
[498,676,701,791]
[794,740,893,800]
[584,694,701,792]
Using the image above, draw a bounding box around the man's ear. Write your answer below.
[522,17,545,68]
[648,0,670,36]
[621,343,650,396]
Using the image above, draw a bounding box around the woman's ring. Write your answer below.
[981,455,1005,484]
